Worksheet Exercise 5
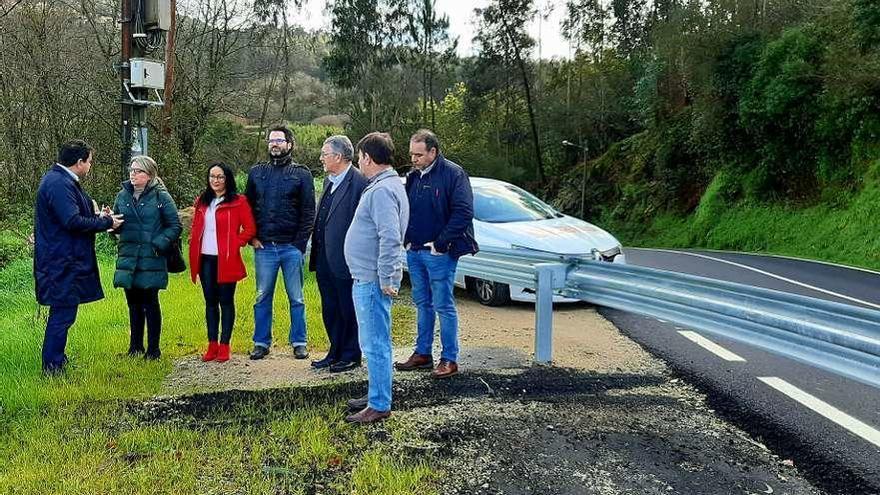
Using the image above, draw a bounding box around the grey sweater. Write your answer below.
[344,168,409,288]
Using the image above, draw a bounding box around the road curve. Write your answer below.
[603,247,880,494]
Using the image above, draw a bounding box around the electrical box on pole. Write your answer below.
[145,0,172,31]
[120,0,170,179]
[130,59,165,90]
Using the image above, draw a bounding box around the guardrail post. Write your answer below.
[534,263,568,365]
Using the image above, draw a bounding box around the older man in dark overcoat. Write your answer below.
[309,135,369,372]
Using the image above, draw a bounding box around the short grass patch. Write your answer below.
[621,184,880,271]
[0,249,428,494]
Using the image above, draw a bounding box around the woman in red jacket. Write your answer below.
[189,162,256,362]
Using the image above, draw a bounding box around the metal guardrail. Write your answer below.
[457,246,880,389]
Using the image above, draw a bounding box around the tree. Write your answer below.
[406,0,456,128]
[475,0,545,183]
[323,0,421,136]
[171,0,257,157]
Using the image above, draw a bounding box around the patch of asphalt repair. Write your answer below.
[137,366,822,495]
[600,307,879,495]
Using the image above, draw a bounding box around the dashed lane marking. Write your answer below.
[759,377,880,448]
[678,331,747,362]
[632,248,880,311]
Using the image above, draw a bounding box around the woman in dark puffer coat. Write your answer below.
[112,155,182,360]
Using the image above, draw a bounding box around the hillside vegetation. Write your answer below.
[1,0,879,268]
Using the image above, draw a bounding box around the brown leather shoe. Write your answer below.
[432,359,458,379]
[394,352,433,371]
[345,407,391,424]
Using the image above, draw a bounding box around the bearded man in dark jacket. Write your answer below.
[245,125,316,360]
[34,139,124,375]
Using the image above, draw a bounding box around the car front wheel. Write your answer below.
[470,278,511,306]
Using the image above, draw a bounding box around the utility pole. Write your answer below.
[562,140,589,219]
[119,0,170,179]
[121,0,133,180]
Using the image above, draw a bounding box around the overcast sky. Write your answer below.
[291,0,573,59]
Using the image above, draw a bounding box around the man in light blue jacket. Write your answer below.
[343,132,409,424]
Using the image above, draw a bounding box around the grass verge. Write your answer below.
[618,182,880,271]
[0,250,428,494]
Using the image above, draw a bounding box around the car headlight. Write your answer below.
[592,246,622,262]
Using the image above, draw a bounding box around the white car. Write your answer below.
[407,177,625,306]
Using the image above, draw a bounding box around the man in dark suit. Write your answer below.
[34,139,124,375]
[309,135,369,372]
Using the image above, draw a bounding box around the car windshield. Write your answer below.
[473,184,558,223]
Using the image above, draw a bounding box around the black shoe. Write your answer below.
[144,350,161,361]
[293,345,309,359]
[311,356,335,369]
[330,360,361,373]
[347,394,368,411]
[249,346,270,360]
[42,365,65,377]
[127,347,145,357]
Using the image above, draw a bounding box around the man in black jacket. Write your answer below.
[308,135,368,372]
[245,125,316,360]
[395,129,478,379]
[34,140,123,374]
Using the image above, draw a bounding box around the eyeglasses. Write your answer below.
[129,168,148,175]
[209,175,226,181]
[267,138,287,144]
[320,151,339,158]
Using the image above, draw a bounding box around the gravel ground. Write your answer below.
[150,297,825,494]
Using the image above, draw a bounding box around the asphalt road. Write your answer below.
[604,248,880,495]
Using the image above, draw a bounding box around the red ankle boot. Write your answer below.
[216,343,231,363]
[202,341,219,362]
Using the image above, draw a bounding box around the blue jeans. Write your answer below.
[407,250,459,362]
[352,280,392,412]
[253,243,307,348]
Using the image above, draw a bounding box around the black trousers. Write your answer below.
[42,305,78,371]
[199,255,237,344]
[316,251,360,362]
[124,287,161,354]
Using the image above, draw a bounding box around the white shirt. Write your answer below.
[419,158,437,177]
[59,163,79,182]
[200,197,223,255]
[328,164,352,194]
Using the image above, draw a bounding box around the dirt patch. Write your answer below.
[457,298,657,374]
[162,295,656,394]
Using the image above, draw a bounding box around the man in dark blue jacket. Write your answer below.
[395,129,478,379]
[34,140,124,374]
[245,125,316,360]
[308,135,368,373]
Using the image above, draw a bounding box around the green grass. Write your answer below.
[0,250,429,494]
[621,181,880,271]
[0,400,434,494]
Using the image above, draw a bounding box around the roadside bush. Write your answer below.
[289,123,342,171]
[738,26,825,198]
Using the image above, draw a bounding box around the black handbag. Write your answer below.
[165,238,186,273]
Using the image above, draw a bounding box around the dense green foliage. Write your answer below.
[2,0,879,266]
[539,0,880,262]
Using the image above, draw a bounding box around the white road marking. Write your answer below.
[759,377,880,448]
[632,248,880,311]
[628,246,880,276]
[678,331,746,362]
